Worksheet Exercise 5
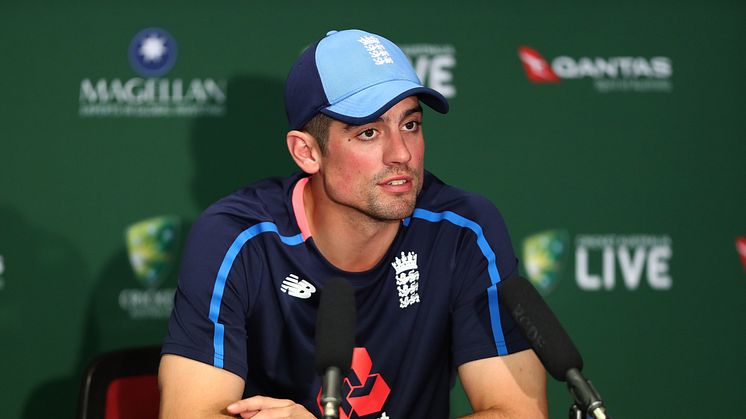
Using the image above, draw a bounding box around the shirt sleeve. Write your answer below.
[161,211,254,379]
[449,196,530,367]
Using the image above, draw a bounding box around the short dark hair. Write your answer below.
[302,113,333,154]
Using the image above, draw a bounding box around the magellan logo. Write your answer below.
[522,230,569,295]
[401,44,457,98]
[518,46,673,93]
[128,28,178,77]
[119,216,180,319]
[79,27,227,118]
[522,231,674,292]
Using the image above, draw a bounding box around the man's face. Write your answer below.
[318,96,425,221]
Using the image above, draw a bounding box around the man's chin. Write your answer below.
[366,197,417,221]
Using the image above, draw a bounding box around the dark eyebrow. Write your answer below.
[403,105,424,118]
[342,105,424,132]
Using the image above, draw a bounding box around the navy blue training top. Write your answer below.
[163,171,529,418]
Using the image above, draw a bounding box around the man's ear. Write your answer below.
[286,130,321,174]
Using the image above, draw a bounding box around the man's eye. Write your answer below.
[357,129,377,140]
[403,121,420,131]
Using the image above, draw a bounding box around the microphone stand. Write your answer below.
[569,403,584,419]
[320,366,342,419]
[565,368,609,419]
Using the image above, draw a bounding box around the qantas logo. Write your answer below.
[517,45,673,92]
[518,47,560,83]
[736,237,746,273]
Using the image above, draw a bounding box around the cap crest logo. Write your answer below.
[358,36,394,65]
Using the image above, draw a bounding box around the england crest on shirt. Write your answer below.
[391,251,420,308]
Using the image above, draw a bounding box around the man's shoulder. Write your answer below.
[193,173,305,240]
[418,171,504,222]
[415,172,517,278]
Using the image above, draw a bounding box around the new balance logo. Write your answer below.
[281,274,316,299]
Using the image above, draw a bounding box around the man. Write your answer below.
[159,29,547,418]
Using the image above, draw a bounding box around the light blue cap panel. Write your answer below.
[315,29,425,119]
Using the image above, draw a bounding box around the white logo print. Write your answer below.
[358,36,394,65]
[281,274,316,299]
[391,251,420,308]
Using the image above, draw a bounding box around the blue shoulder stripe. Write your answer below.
[404,208,508,355]
[209,222,304,368]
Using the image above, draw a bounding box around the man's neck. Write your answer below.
[303,177,401,272]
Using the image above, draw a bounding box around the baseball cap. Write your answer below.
[284,29,449,130]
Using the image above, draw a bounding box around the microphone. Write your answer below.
[315,277,356,419]
[498,274,609,419]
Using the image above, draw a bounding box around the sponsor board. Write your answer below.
[119,216,180,319]
[0,254,4,291]
[576,234,672,291]
[79,27,227,118]
[737,237,746,273]
[522,231,674,294]
[518,46,673,93]
[401,44,457,98]
[522,230,569,295]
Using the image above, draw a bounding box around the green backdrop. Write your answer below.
[1,1,745,418]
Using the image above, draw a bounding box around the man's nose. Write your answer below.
[383,130,412,165]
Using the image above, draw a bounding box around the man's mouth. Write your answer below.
[387,179,408,186]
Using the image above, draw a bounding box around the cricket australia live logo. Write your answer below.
[391,251,420,308]
[401,44,457,99]
[120,216,180,319]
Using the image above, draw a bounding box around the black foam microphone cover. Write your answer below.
[498,274,583,381]
[314,277,356,375]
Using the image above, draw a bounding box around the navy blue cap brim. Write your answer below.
[321,85,449,126]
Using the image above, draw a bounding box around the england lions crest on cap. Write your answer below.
[128,28,177,77]
[125,216,181,288]
[522,230,569,295]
